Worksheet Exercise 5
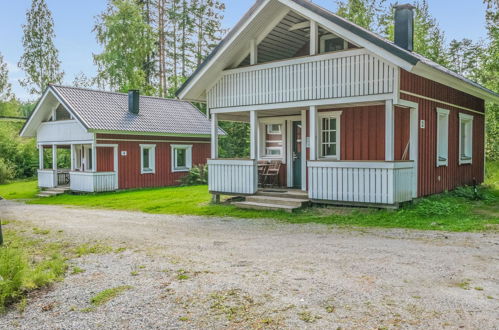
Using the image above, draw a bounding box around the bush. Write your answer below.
[414,198,464,217]
[0,158,14,184]
[0,248,27,310]
[179,165,208,186]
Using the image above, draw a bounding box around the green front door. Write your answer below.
[292,121,302,188]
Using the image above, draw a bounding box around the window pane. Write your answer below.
[176,148,186,168]
[329,118,336,130]
[143,148,150,169]
[324,144,336,156]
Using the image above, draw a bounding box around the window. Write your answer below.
[266,124,282,134]
[261,122,284,158]
[459,113,473,165]
[140,144,156,174]
[171,145,192,172]
[320,34,347,53]
[265,147,282,157]
[319,112,342,159]
[436,108,450,167]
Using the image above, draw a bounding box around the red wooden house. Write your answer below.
[177,0,499,209]
[21,85,219,193]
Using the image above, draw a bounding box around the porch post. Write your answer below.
[250,110,258,160]
[250,39,258,65]
[92,144,97,172]
[310,20,318,55]
[211,112,218,159]
[309,106,318,160]
[385,100,395,161]
[70,144,75,171]
[52,145,57,171]
[38,146,44,170]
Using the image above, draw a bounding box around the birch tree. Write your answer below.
[93,0,156,94]
[0,52,12,101]
[335,0,386,32]
[18,0,64,96]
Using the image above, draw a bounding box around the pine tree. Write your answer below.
[335,0,386,32]
[0,52,12,101]
[93,0,156,94]
[191,0,225,67]
[18,0,64,96]
[448,39,484,81]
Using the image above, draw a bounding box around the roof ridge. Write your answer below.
[49,84,193,104]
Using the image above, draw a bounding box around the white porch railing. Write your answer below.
[208,159,258,195]
[38,170,56,188]
[308,161,415,205]
[207,49,396,109]
[70,172,117,193]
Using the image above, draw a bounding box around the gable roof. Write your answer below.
[176,0,499,103]
[21,85,222,138]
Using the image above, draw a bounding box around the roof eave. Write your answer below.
[411,62,499,104]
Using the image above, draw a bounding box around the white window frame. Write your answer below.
[320,34,348,53]
[265,147,282,157]
[266,123,282,135]
[258,118,286,161]
[436,108,450,167]
[140,144,156,174]
[171,144,192,172]
[318,111,342,160]
[458,113,473,165]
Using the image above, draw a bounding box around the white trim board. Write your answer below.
[401,91,485,115]
[210,94,394,114]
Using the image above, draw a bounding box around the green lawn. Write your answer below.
[0,163,497,232]
[0,179,38,200]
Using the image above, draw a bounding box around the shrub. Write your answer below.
[0,248,27,310]
[0,158,14,184]
[179,165,208,186]
[414,199,464,217]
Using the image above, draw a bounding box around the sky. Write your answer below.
[0,0,489,101]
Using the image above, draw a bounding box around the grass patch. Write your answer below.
[0,180,38,200]
[90,285,132,307]
[71,266,85,275]
[0,221,68,312]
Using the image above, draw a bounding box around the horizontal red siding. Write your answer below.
[400,70,485,197]
[96,134,210,190]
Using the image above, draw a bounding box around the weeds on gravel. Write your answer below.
[297,310,322,323]
[71,266,85,275]
[73,243,113,257]
[0,221,67,312]
[90,285,133,307]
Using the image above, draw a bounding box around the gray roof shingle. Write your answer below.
[51,85,219,136]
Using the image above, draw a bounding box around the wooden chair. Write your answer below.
[257,161,269,187]
[261,160,281,187]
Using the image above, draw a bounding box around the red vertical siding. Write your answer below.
[400,70,485,197]
[96,147,114,172]
[320,105,386,161]
[394,106,410,160]
[96,134,211,190]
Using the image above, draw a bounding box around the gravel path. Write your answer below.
[0,200,498,329]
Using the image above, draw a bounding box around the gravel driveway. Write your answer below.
[0,200,498,329]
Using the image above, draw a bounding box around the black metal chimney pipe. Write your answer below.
[128,90,140,114]
[394,4,415,52]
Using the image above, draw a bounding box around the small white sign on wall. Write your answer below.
[420,120,426,129]
[121,151,127,156]
[306,137,310,148]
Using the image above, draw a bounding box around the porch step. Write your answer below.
[256,189,309,200]
[37,187,70,198]
[233,201,298,213]
[245,195,309,208]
